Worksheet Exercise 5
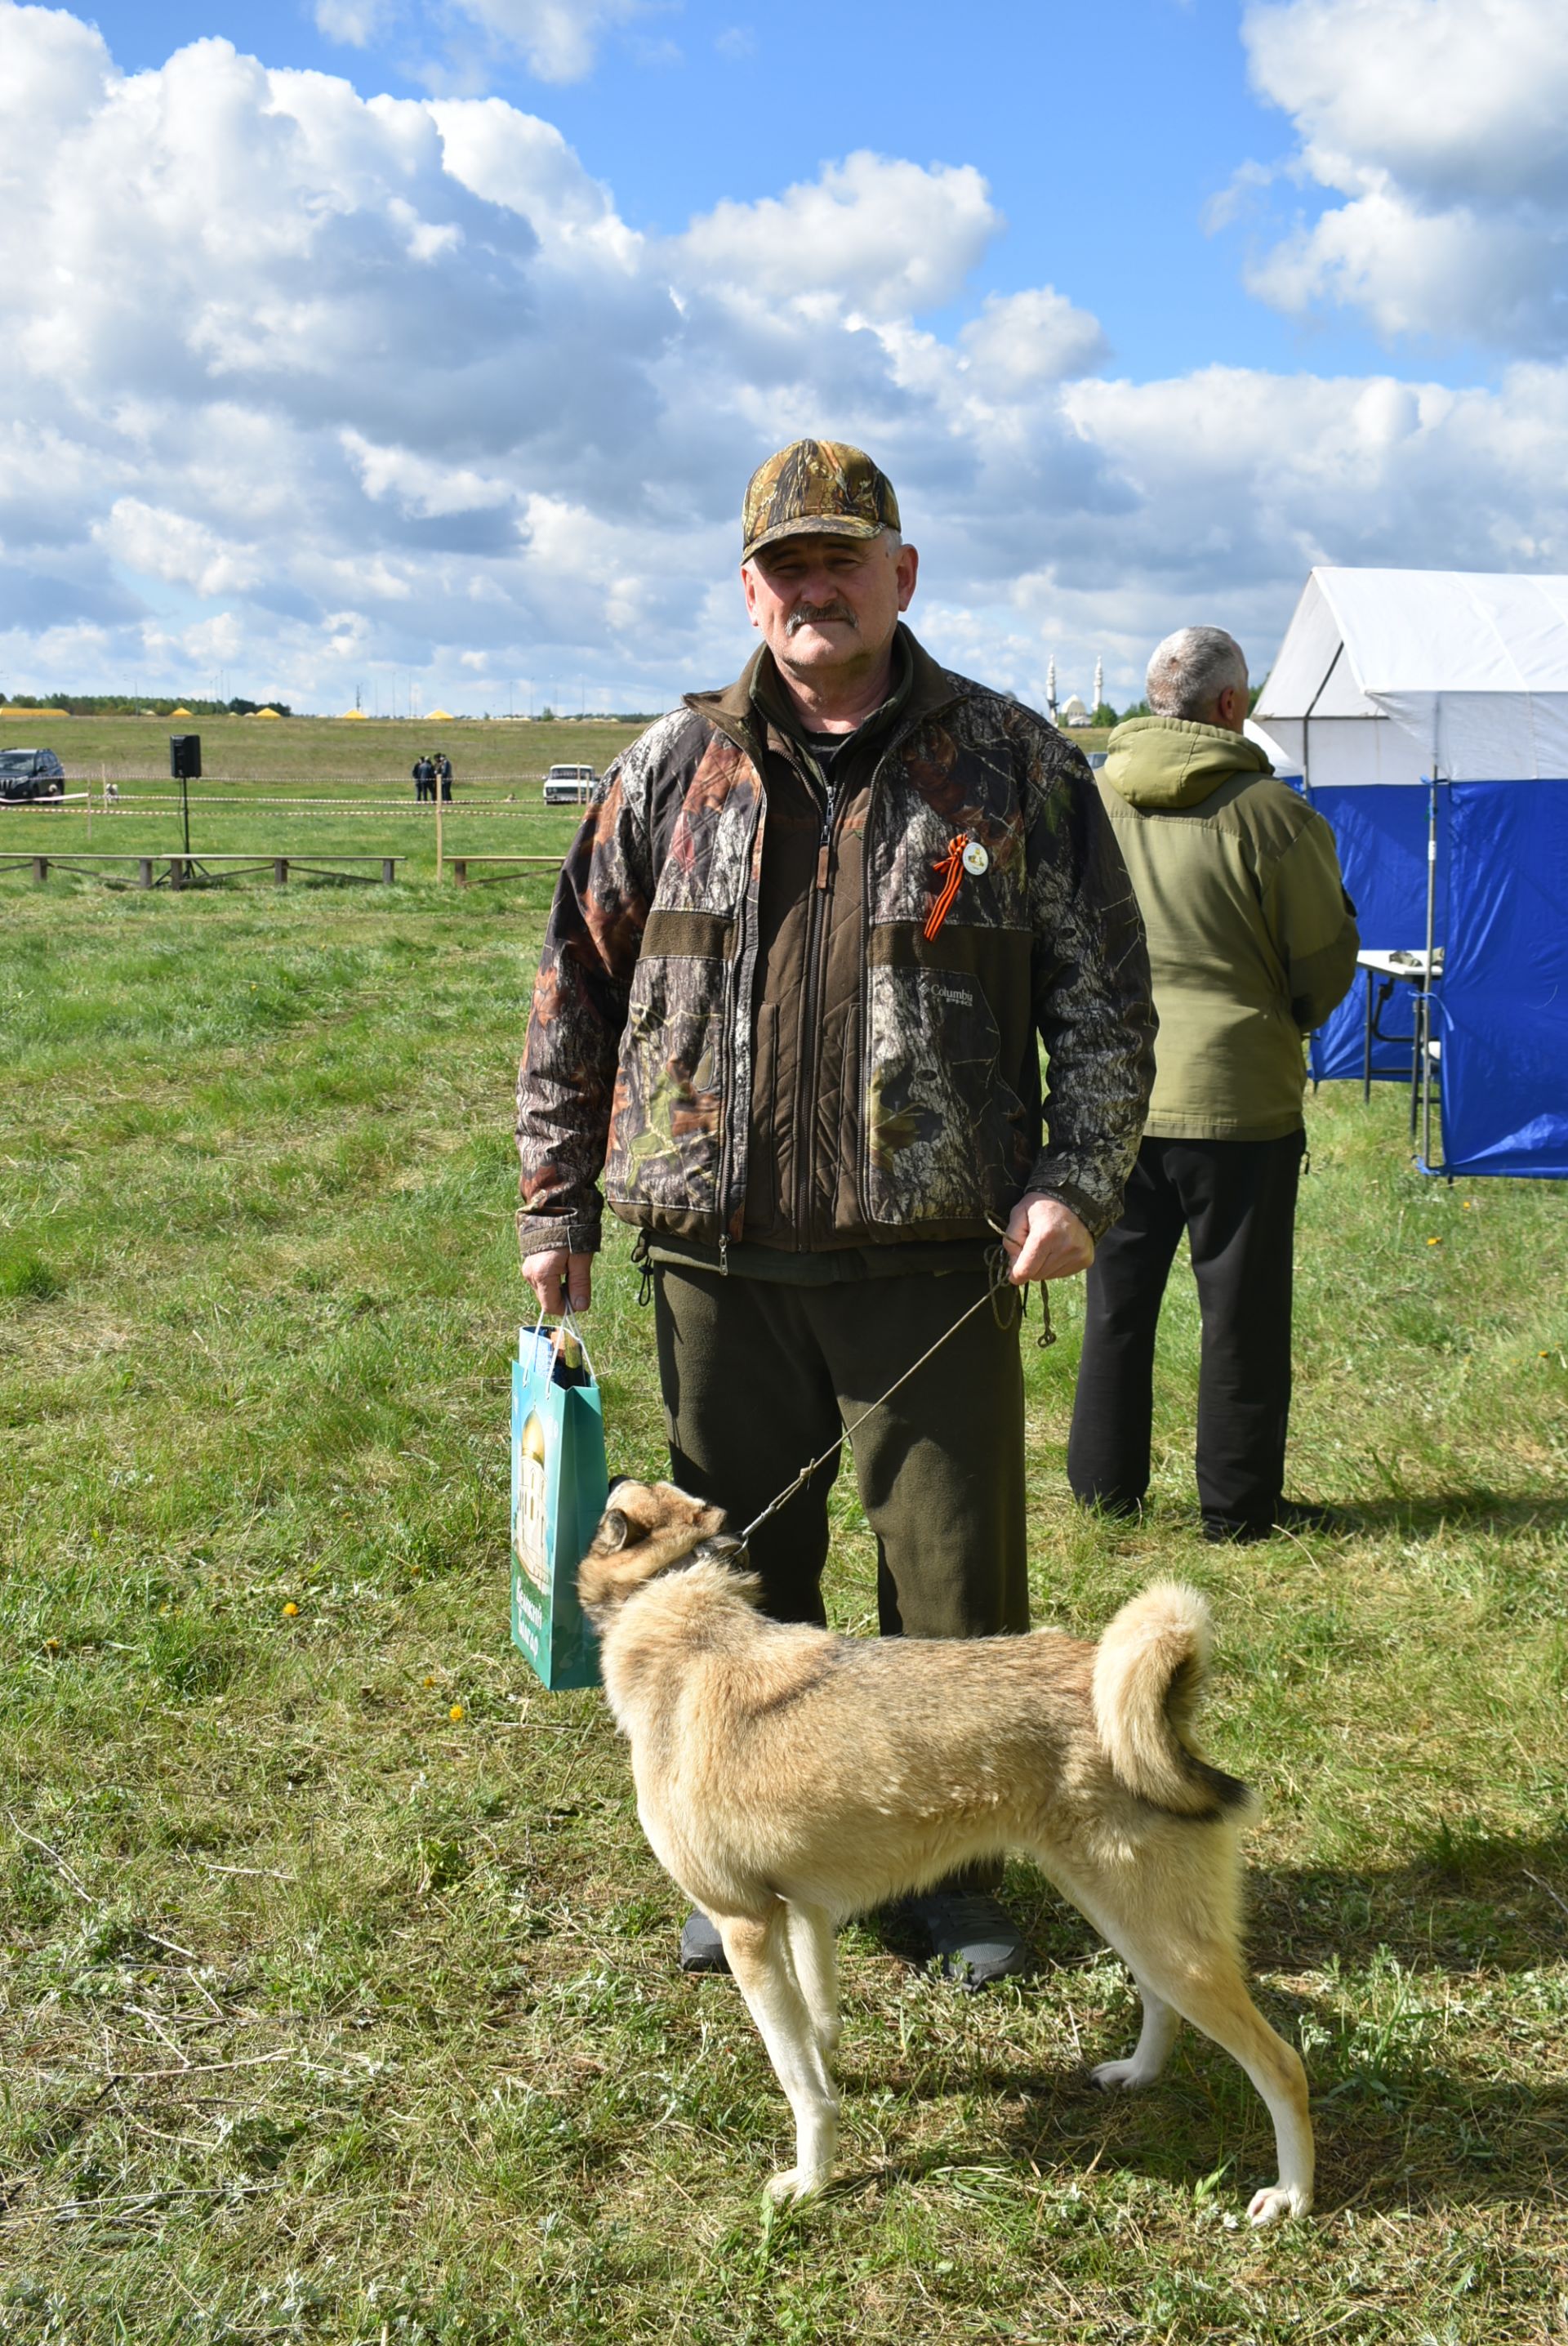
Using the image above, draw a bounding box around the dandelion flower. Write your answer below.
[283,1600,300,1617]
[424,1674,438,1687]
[1426,1237,1441,1247]
[449,1703,464,1723]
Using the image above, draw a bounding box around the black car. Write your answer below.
[0,748,65,803]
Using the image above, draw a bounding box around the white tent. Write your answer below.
[1255,567,1568,787]
[1244,716,1299,774]
[1255,567,1568,1179]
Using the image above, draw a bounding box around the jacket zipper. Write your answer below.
[709,734,767,1257]
[793,754,838,1239]
[855,740,900,1228]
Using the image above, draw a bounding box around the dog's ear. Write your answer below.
[599,1507,631,1553]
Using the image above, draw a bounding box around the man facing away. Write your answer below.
[1067,626,1359,1542]
[516,439,1155,1983]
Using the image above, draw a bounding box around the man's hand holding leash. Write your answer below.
[1002,1191,1094,1283]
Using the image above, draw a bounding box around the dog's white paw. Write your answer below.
[1246,2183,1311,2227]
[763,2165,830,2208]
[1089,2056,1155,2094]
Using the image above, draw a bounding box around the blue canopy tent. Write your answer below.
[1254,568,1568,1178]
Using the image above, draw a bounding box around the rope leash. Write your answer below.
[735,1231,1054,1550]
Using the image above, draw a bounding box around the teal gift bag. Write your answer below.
[510,1316,606,1689]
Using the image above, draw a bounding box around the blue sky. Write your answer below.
[78,0,1432,385]
[2,0,1566,711]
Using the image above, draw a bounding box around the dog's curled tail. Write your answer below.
[1092,1582,1257,1822]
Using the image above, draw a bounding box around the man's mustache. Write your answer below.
[786,600,859,635]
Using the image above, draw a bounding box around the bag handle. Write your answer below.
[523,1299,599,1388]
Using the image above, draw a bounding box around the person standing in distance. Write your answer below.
[1067,626,1359,1542]
[516,439,1155,1983]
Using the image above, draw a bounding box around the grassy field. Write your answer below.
[0,718,646,889]
[1,862,1566,2344]
[2,713,650,788]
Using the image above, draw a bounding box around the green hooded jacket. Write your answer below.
[1096,716,1359,1140]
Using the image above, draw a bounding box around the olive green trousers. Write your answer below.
[651,1258,1030,1640]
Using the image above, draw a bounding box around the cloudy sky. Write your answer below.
[3,0,1567,715]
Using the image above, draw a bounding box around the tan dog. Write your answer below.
[580,1479,1313,2226]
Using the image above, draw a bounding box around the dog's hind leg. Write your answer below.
[784,1902,840,2060]
[1089,1977,1179,2093]
[718,1904,840,2206]
[1054,1871,1314,2227]
[1137,1949,1312,2226]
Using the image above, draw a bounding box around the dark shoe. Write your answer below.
[902,1889,1033,1989]
[1202,1498,1355,1545]
[1275,1498,1356,1536]
[679,1909,729,1974]
[1071,1492,1146,1524]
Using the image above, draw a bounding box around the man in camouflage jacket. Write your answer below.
[518,439,1155,1983]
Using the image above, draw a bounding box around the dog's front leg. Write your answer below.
[719,1906,840,2204]
[784,1902,840,2061]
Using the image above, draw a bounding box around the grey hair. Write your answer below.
[1146,627,1248,720]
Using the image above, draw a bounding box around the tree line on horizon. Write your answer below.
[0,694,295,719]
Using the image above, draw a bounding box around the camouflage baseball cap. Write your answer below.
[742,439,901,562]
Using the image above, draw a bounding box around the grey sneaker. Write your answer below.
[903,1889,1032,1988]
[679,1909,729,1974]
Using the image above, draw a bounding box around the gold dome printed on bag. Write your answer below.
[515,1407,550,1591]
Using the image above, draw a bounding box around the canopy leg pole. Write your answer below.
[1421,779,1438,1166]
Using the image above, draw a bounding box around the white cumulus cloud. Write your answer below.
[1241,0,1568,351]
[4,2,1568,713]
[677,154,1000,320]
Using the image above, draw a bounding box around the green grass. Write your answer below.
[0,715,646,885]
[2,875,1566,2344]
[4,711,648,786]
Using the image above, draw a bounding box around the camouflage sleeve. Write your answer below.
[1019,726,1156,1240]
[515,760,653,1259]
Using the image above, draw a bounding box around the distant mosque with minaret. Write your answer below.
[1045,654,1104,727]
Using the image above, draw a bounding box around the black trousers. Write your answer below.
[1067,1132,1305,1532]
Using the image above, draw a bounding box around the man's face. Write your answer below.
[741,531,918,682]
